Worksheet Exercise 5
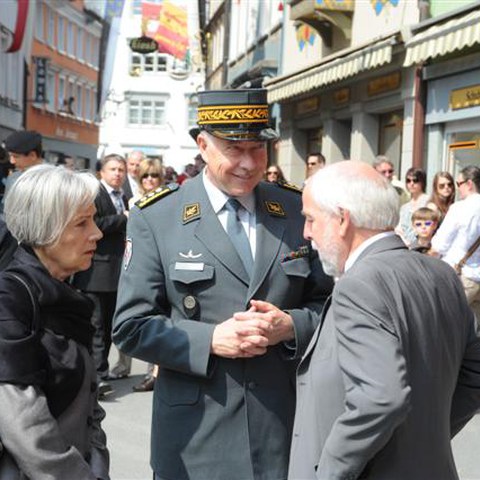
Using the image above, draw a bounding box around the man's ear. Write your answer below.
[197,133,208,155]
[339,209,351,238]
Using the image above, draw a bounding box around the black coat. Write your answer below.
[72,184,127,292]
[0,246,109,479]
[0,219,17,271]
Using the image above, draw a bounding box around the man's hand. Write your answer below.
[234,300,295,347]
[211,317,271,359]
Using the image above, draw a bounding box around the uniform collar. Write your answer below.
[202,170,255,214]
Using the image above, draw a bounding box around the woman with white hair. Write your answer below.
[0,165,109,479]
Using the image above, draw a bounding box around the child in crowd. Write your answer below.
[410,207,440,254]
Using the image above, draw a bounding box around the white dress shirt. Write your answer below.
[431,193,480,282]
[202,171,257,259]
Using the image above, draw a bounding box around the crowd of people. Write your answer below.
[0,87,479,480]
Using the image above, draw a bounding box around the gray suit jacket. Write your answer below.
[113,176,333,480]
[289,234,480,480]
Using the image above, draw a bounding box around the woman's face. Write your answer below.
[35,203,102,281]
[141,171,162,193]
[266,167,280,183]
[406,176,422,196]
[436,176,453,200]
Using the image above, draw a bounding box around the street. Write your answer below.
[103,357,480,480]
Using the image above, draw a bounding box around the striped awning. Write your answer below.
[404,9,480,67]
[266,38,394,104]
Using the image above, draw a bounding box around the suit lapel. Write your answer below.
[247,187,285,299]
[302,296,332,362]
[189,177,250,285]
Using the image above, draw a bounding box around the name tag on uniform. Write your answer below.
[175,262,205,271]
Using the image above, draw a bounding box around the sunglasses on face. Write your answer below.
[414,220,434,227]
[142,173,160,180]
[380,169,394,174]
[267,170,279,175]
[438,182,453,189]
[406,178,419,184]
[456,179,467,188]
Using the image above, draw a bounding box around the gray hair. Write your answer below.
[372,155,393,170]
[308,161,400,230]
[5,164,99,247]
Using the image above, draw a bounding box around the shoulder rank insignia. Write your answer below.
[265,201,286,217]
[183,203,201,224]
[277,180,303,194]
[135,183,179,209]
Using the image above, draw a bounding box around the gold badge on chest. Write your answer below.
[265,201,286,217]
[183,203,201,223]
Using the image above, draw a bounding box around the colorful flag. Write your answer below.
[142,0,189,60]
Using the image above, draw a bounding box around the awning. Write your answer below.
[266,37,394,104]
[404,9,480,67]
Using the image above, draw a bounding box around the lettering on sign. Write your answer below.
[129,36,159,54]
[333,88,350,105]
[450,85,480,110]
[295,96,319,116]
[34,57,49,103]
[367,72,401,97]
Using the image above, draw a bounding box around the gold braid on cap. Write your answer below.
[198,104,268,125]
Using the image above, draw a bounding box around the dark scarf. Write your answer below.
[0,246,95,417]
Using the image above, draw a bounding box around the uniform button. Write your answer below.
[87,416,93,426]
[247,381,257,390]
[90,382,97,393]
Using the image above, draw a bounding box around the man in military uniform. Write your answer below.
[113,89,333,480]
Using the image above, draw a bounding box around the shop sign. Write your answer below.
[333,88,350,105]
[295,96,320,116]
[450,85,480,110]
[129,36,158,54]
[34,57,48,103]
[367,72,400,97]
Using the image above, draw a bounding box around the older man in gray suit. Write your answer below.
[289,161,480,480]
[113,89,333,480]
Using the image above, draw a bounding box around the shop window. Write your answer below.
[448,132,480,180]
[378,111,403,177]
[186,94,198,128]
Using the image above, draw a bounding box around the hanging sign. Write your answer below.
[129,36,159,54]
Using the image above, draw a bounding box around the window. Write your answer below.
[35,3,44,41]
[58,16,65,52]
[77,29,84,61]
[91,38,99,67]
[128,95,167,126]
[85,88,92,121]
[47,7,55,45]
[85,34,91,64]
[67,22,74,56]
[130,51,168,74]
[58,77,65,110]
[76,84,83,118]
[186,94,198,127]
[47,71,55,110]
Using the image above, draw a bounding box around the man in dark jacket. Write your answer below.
[73,154,128,397]
[0,219,17,270]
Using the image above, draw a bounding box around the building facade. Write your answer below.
[99,0,204,173]
[200,0,480,188]
[26,0,104,169]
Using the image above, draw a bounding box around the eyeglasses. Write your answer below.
[437,182,453,189]
[141,173,160,180]
[379,169,394,174]
[267,170,279,175]
[406,178,419,184]
[456,179,467,188]
[414,220,434,227]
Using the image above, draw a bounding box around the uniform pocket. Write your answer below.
[169,264,215,285]
[157,369,200,406]
[280,258,311,278]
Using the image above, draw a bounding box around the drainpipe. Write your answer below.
[222,0,231,87]
[412,66,425,169]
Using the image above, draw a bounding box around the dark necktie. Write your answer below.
[112,190,124,214]
[225,198,254,277]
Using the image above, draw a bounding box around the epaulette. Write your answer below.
[276,180,303,194]
[135,183,179,209]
